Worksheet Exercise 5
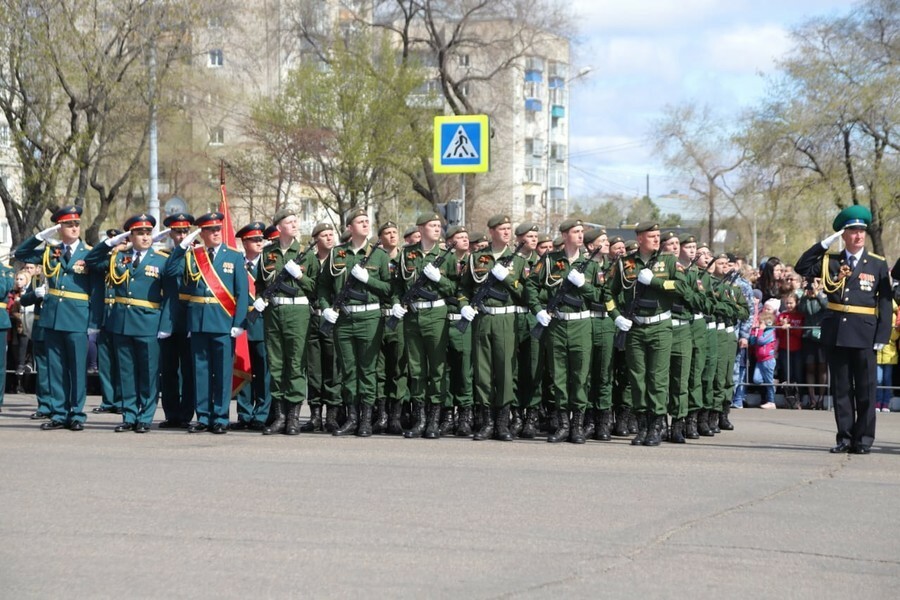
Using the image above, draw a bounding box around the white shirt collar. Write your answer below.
[846,248,863,262]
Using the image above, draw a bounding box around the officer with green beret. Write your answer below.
[609,222,684,446]
[458,214,528,440]
[536,234,554,256]
[376,220,409,434]
[443,226,475,435]
[512,221,542,437]
[317,208,392,437]
[254,209,318,436]
[15,205,98,430]
[305,221,341,432]
[526,218,601,443]
[391,213,456,439]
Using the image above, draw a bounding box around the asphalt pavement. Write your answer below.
[1,394,899,599]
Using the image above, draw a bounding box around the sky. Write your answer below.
[566,0,861,204]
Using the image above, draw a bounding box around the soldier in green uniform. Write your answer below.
[377,220,409,434]
[317,208,392,437]
[15,206,98,431]
[86,215,170,433]
[391,213,455,439]
[254,209,317,436]
[443,226,474,436]
[679,236,711,439]
[526,219,601,443]
[698,243,720,436]
[232,222,271,431]
[709,253,749,432]
[305,222,340,432]
[609,223,683,446]
[403,226,420,246]
[608,236,635,437]
[511,222,541,437]
[458,214,528,441]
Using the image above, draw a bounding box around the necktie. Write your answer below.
[133,252,141,270]
[246,260,254,273]
[848,254,857,271]
[63,245,71,262]
[208,247,215,262]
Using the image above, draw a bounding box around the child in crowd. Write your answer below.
[776,292,804,409]
[875,301,899,413]
[751,307,779,409]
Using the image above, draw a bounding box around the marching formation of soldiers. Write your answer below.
[8,204,757,447]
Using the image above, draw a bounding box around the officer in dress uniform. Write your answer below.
[233,221,271,431]
[165,212,249,434]
[86,215,170,433]
[795,205,891,454]
[90,229,124,416]
[15,206,99,430]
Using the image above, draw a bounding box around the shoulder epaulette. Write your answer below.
[157,250,170,258]
[84,244,93,250]
[869,252,885,260]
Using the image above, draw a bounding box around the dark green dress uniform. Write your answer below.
[256,235,318,434]
[683,254,713,439]
[609,248,682,446]
[587,255,620,440]
[444,242,474,436]
[316,237,391,436]
[377,245,409,434]
[0,263,14,410]
[526,242,600,443]
[234,228,270,431]
[15,207,97,430]
[666,257,700,441]
[513,247,543,433]
[307,240,342,432]
[20,289,51,418]
[715,276,749,418]
[92,230,123,415]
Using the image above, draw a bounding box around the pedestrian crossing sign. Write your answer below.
[433,115,490,173]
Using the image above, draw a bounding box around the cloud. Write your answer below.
[704,24,792,74]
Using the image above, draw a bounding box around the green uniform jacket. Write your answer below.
[525,248,600,314]
[609,251,683,316]
[316,241,391,309]
[458,246,528,309]
[397,242,457,302]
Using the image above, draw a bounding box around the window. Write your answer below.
[525,56,544,72]
[0,125,10,147]
[208,49,223,67]
[458,54,470,68]
[525,194,536,207]
[209,126,224,145]
[524,167,545,184]
[459,81,470,97]
[524,81,542,100]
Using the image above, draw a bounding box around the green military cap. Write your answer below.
[416,213,442,226]
[634,222,659,234]
[272,208,296,225]
[625,240,638,253]
[661,231,678,243]
[714,252,729,261]
[679,233,697,245]
[559,218,583,233]
[537,233,553,244]
[487,214,511,228]
[697,241,710,250]
[552,235,564,247]
[514,221,538,236]
[345,207,368,224]
[446,225,468,239]
[403,225,418,238]
[339,230,351,244]
[312,221,334,237]
[832,204,871,231]
[377,220,398,235]
[608,235,625,246]
[469,231,487,244]
[583,228,606,244]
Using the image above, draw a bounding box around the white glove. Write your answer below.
[460,305,477,321]
[614,315,633,332]
[34,285,47,298]
[874,343,885,351]
[87,328,100,336]
[536,309,552,327]
[105,231,131,247]
[567,270,585,288]
[390,303,407,319]
[157,331,172,340]
[284,260,303,279]
[351,264,369,284]
[36,224,61,242]
[179,228,202,249]
[230,327,244,338]
[821,229,844,249]
[323,308,339,323]
[153,228,171,243]
[253,297,268,313]
[491,263,510,281]
[423,263,442,283]
[637,268,654,285]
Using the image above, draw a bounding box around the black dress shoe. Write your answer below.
[69,422,84,431]
[248,421,266,431]
[30,412,50,420]
[92,406,114,414]
[158,420,187,429]
[210,423,228,434]
[115,423,135,432]
[229,421,249,431]
[134,423,150,434]
[187,423,208,433]
[830,442,853,453]
[41,420,66,430]
[851,445,871,454]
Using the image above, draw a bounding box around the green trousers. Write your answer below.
[309,313,340,407]
[588,316,616,411]
[702,325,719,410]
[514,312,543,409]
[264,304,310,406]
[377,317,409,405]
[548,318,591,411]
[445,317,473,408]
[626,320,673,416]
[46,331,88,425]
[334,310,383,407]
[667,320,693,418]
[473,313,516,408]
[714,328,738,411]
[405,306,449,406]
[114,333,160,425]
[687,319,709,412]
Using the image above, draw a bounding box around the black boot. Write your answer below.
[509,407,524,438]
[324,405,340,433]
[404,401,426,438]
[685,411,700,439]
[583,408,596,440]
[719,406,734,431]
[285,402,303,435]
[520,407,539,439]
[357,404,373,437]
[387,400,403,435]
[547,410,570,443]
[300,404,322,432]
[669,417,686,443]
[643,413,662,446]
[709,410,721,434]
[473,405,494,441]
[333,404,358,436]
[569,410,586,444]
[613,406,631,437]
[455,406,473,437]
[372,398,388,434]
[697,409,714,437]
[595,409,612,441]
[262,400,286,435]
[15,373,25,394]
[627,410,639,434]
[631,412,648,446]
[495,406,513,441]
[424,404,441,439]
[438,406,455,436]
